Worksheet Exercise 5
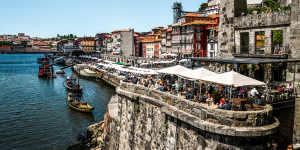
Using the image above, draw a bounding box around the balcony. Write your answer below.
[180,40,193,44]
[233,46,288,59]
[235,10,291,29]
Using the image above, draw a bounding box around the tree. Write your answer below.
[198,3,208,12]
[263,0,280,11]
[69,34,73,39]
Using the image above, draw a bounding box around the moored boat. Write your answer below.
[64,77,83,93]
[56,69,65,74]
[67,94,94,113]
[38,63,56,78]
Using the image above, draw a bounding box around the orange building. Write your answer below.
[79,37,95,52]
[172,13,219,58]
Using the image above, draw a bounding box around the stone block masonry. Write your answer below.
[95,83,279,150]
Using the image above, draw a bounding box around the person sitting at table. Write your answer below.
[223,100,232,110]
[163,82,168,92]
[148,82,154,89]
[185,88,194,100]
[194,93,200,102]
[277,85,284,93]
[206,94,214,106]
[157,83,164,91]
[174,80,179,94]
[197,93,206,103]
[287,83,293,96]
[250,88,259,97]
[218,97,226,109]
[255,95,262,105]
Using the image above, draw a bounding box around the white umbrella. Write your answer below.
[178,68,217,81]
[202,71,266,87]
[157,65,191,75]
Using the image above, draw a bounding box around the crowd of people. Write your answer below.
[89,60,296,111]
[122,73,251,110]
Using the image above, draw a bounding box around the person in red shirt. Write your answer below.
[277,85,284,92]
[218,97,226,109]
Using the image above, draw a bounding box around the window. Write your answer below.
[271,30,283,54]
[255,31,265,54]
[196,43,201,50]
[210,43,214,50]
[240,32,249,54]
[196,33,202,41]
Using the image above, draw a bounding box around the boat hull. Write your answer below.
[67,95,94,113]
[64,81,82,93]
[67,103,93,113]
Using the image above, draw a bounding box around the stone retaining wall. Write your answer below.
[120,82,275,127]
[99,86,279,150]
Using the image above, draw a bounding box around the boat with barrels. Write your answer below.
[67,93,94,113]
[38,63,56,78]
[64,77,82,93]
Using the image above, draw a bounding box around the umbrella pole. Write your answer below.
[200,81,202,96]
[230,86,232,103]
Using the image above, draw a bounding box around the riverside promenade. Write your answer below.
[72,62,280,150]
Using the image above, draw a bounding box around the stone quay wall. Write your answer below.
[97,85,279,150]
[120,82,275,128]
[78,67,279,150]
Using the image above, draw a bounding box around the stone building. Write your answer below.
[120,29,135,57]
[218,0,300,148]
[171,13,218,58]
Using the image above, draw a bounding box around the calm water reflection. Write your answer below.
[0,54,114,150]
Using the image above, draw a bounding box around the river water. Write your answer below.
[0,54,115,150]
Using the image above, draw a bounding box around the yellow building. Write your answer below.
[80,37,95,52]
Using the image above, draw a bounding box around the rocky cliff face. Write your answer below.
[81,86,276,150]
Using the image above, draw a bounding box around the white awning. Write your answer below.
[157,65,191,75]
[202,71,266,87]
[178,68,217,81]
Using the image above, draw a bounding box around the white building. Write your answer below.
[206,0,220,15]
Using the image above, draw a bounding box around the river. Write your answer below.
[0,54,114,150]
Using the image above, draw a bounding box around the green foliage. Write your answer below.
[263,0,280,11]
[272,30,283,46]
[0,41,13,46]
[164,120,169,129]
[57,34,77,40]
[135,103,140,113]
[198,2,208,12]
[247,0,291,14]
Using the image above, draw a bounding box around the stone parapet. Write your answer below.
[118,82,279,137]
[120,82,275,127]
[235,10,291,29]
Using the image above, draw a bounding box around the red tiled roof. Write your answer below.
[208,14,220,19]
[184,13,202,17]
[153,27,163,30]
[181,20,216,26]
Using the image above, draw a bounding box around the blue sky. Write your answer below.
[0,0,205,38]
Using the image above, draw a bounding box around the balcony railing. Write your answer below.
[271,46,290,55]
[235,10,291,29]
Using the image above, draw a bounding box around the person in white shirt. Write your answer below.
[287,83,293,96]
[250,88,259,97]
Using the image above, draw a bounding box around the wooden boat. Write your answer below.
[37,57,49,64]
[80,68,97,78]
[38,63,56,78]
[56,69,65,74]
[67,94,94,113]
[64,77,82,93]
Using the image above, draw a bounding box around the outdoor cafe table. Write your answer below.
[232,98,248,111]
